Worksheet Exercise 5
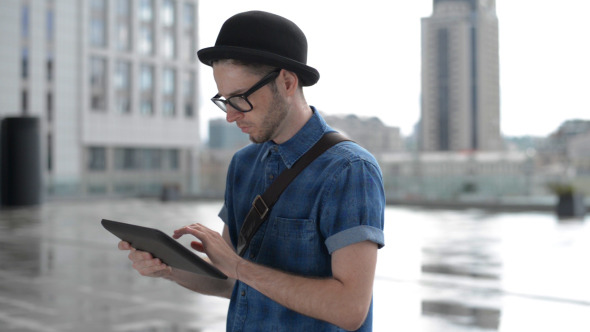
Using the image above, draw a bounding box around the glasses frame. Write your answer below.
[211,69,281,113]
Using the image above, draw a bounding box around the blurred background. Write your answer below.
[0,0,589,331]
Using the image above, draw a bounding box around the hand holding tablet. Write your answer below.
[102,219,227,279]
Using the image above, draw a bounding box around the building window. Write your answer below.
[21,48,28,79]
[138,0,153,20]
[46,8,54,42]
[138,0,154,55]
[181,2,195,61]
[87,185,107,194]
[114,183,136,194]
[162,68,176,117]
[21,4,29,38]
[90,57,107,111]
[117,98,131,115]
[115,148,133,170]
[114,148,158,170]
[143,149,162,170]
[161,0,175,26]
[163,68,175,94]
[162,30,175,59]
[90,19,105,46]
[114,147,179,170]
[47,133,53,171]
[47,92,53,121]
[140,100,153,115]
[163,149,179,170]
[47,52,53,81]
[116,0,131,51]
[183,3,195,28]
[91,0,105,10]
[183,71,195,117]
[139,26,154,55]
[22,90,28,115]
[115,61,131,114]
[116,0,130,16]
[88,147,107,170]
[184,104,194,118]
[161,0,176,59]
[90,0,107,47]
[163,101,175,117]
[140,65,154,115]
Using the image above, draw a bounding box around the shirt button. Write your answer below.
[269,175,274,179]
[241,290,246,296]
[249,253,255,259]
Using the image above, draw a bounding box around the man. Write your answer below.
[119,10,385,331]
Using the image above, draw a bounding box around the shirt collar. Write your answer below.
[261,107,331,168]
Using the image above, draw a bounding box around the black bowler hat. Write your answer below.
[198,11,320,86]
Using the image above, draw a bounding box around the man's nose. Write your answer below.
[225,107,243,123]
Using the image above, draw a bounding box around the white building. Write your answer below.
[0,0,201,197]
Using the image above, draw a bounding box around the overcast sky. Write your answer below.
[196,0,590,139]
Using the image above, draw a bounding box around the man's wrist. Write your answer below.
[235,259,246,281]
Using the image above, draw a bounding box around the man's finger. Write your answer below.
[191,241,205,252]
[118,241,132,250]
[173,224,206,239]
[134,261,170,277]
[128,250,153,262]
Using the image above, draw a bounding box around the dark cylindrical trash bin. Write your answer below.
[0,117,42,206]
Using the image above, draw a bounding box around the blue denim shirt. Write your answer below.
[219,108,385,331]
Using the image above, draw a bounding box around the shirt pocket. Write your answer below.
[272,217,317,240]
[266,217,328,275]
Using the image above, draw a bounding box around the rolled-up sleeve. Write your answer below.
[320,157,385,253]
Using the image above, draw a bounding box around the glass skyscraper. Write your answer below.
[420,0,502,152]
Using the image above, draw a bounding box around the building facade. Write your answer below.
[380,150,539,203]
[208,118,250,150]
[322,113,403,155]
[0,0,201,198]
[420,0,502,152]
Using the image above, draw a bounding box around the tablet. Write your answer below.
[101,219,227,279]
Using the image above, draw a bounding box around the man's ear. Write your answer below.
[278,69,299,96]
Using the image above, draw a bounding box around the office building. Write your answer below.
[208,118,250,150]
[420,0,502,152]
[322,113,403,155]
[0,0,201,197]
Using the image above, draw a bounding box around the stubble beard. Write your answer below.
[249,89,288,144]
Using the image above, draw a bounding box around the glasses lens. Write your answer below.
[212,98,227,112]
[227,96,252,112]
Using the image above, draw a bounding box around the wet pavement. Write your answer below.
[0,198,589,331]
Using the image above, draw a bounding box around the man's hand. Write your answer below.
[118,241,172,279]
[117,226,236,299]
[173,223,242,280]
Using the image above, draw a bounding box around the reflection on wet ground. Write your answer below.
[0,199,589,331]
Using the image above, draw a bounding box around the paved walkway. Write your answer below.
[1,199,589,331]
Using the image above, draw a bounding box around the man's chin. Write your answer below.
[248,132,272,144]
[248,135,264,144]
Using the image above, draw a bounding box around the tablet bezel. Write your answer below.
[101,219,227,279]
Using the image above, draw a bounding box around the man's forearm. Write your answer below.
[236,241,377,331]
[167,268,235,299]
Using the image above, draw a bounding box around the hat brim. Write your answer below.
[198,46,320,86]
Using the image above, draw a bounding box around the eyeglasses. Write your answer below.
[211,69,281,113]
